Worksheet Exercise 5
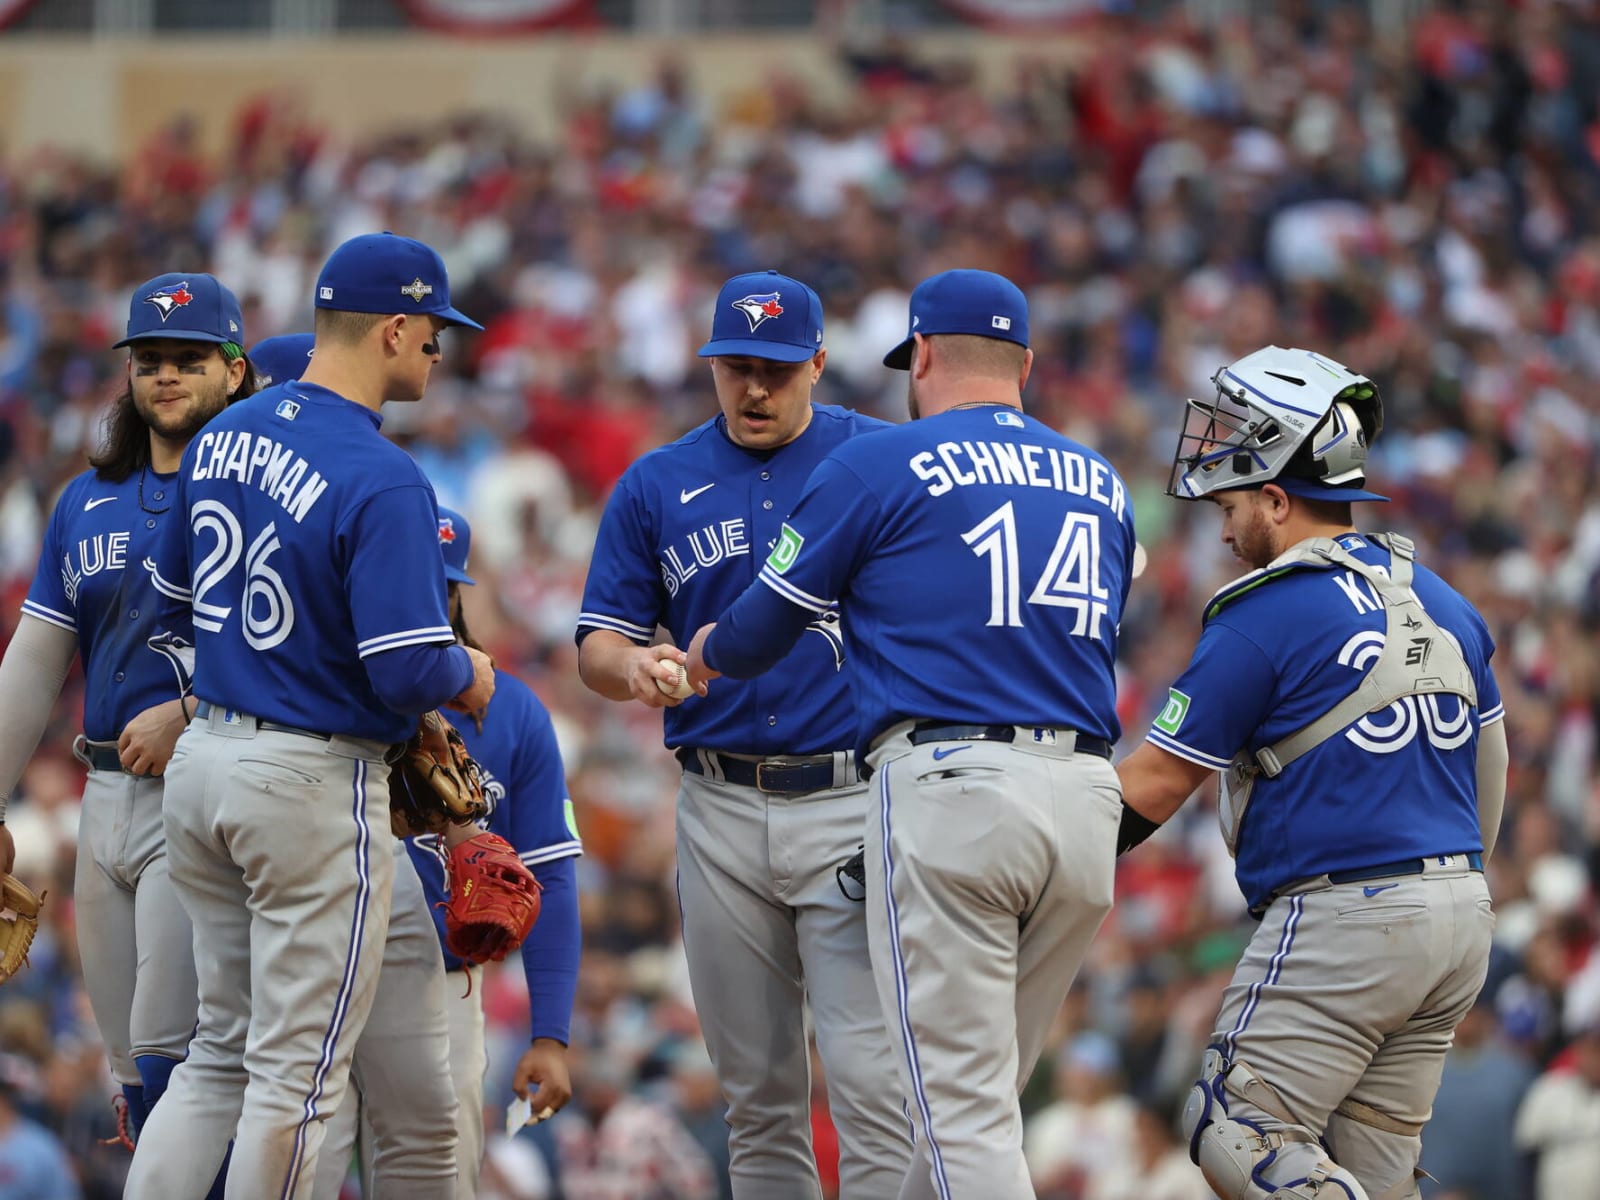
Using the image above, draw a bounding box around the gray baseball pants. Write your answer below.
[310,844,458,1200]
[1207,858,1494,1199]
[864,725,1121,1200]
[676,766,913,1200]
[73,756,198,1085]
[124,708,397,1200]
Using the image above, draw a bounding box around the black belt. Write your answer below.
[1326,853,1484,885]
[75,740,127,773]
[908,722,1114,760]
[677,748,850,795]
[194,701,334,743]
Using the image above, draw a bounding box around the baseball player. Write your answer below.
[1114,347,1506,1200]
[0,274,252,1169]
[250,333,315,389]
[576,270,912,1199]
[123,232,496,1200]
[686,269,1136,1200]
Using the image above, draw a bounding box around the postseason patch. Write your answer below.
[767,524,805,575]
[1153,688,1191,736]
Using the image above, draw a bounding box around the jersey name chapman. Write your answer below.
[189,430,329,523]
[909,440,1129,519]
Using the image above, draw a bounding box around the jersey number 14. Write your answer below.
[962,501,1109,638]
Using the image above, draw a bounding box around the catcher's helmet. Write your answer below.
[1168,345,1387,503]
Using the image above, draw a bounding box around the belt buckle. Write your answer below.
[755,761,788,794]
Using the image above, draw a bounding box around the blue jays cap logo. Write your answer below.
[438,517,457,545]
[145,282,194,322]
[732,292,784,332]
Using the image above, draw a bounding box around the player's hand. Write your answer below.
[627,644,703,709]
[0,826,14,877]
[686,623,722,690]
[513,1038,573,1121]
[118,698,189,777]
[448,647,497,715]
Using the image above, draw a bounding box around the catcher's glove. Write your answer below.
[0,875,43,984]
[389,710,490,838]
[441,832,542,964]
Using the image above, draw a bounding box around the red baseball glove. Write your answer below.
[441,831,542,964]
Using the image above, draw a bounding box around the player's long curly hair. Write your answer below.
[448,581,489,735]
[90,357,259,482]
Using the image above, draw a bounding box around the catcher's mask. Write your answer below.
[1168,345,1387,503]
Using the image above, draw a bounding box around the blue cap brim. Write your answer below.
[114,330,235,349]
[1272,478,1391,503]
[883,336,915,370]
[444,565,476,586]
[437,306,484,332]
[697,338,818,363]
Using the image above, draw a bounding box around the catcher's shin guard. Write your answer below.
[1183,1049,1369,1200]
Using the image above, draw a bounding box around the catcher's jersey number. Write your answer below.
[187,500,295,649]
[962,502,1111,638]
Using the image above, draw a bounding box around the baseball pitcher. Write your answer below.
[577,271,912,1199]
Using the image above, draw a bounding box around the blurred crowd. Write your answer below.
[0,1,1599,1196]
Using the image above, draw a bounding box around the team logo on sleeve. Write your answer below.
[767,524,805,575]
[732,293,784,332]
[144,282,194,321]
[1153,688,1191,736]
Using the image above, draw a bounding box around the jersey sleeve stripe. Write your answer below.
[143,558,193,601]
[576,613,655,642]
[20,601,76,632]
[1146,728,1232,770]
[356,626,456,657]
[1478,704,1505,727]
[520,841,583,867]
[757,567,832,613]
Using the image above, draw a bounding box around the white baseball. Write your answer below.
[656,661,695,700]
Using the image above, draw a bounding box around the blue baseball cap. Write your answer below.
[697,270,824,363]
[883,269,1030,369]
[314,233,483,331]
[250,333,315,387]
[436,506,475,586]
[114,273,245,350]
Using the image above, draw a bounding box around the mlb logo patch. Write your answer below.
[1031,728,1057,745]
[994,410,1023,428]
[319,286,334,300]
[991,315,1012,331]
[275,398,301,421]
[222,709,243,726]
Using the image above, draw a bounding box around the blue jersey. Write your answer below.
[23,468,189,741]
[576,404,889,756]
[409,670,581,973]
[707,405,1136,760]
[1145,533,1504,912]
[145,382,457,744]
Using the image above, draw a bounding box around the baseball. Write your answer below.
[656,661,695,700]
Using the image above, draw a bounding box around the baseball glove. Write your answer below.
[0,875,43,984]
[389,710,490,838]
[441,832,542,964]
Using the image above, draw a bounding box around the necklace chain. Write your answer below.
[138,465,170,515]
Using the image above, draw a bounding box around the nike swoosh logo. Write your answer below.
[1363,884,1400,898]
[930,746,970,761]
[680,484,715,504]
[84,497,117,511]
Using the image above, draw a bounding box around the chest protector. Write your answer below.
[1213,533,1478,857]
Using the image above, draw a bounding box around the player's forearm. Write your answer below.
[1476,719,1508,861]
[0,616,78,801]
[1117,742,1210,826]
[577,630,650,701]
[522,855,580,1045]
[364,642,475,715]
[703,586,813,679]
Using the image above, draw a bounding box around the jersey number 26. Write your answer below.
[190,500,296,650]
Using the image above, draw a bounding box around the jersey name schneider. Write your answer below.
[909,439,1130,520]
[189,429,328,523]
